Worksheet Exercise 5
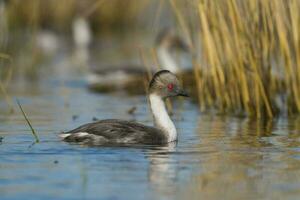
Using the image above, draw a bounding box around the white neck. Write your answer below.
[149,94,177,142]
[157,45,180,73]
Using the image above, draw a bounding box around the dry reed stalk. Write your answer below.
[192,58,204,110]
[16,99,39,143]
[166,0,300,117]
[169,0,193,49]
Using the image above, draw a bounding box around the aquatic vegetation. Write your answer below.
[171,0,300,118]
[16,99,39,143]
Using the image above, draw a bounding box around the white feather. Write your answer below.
[59,132,89,139]
[74,132,89,137]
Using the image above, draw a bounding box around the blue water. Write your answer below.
[0,64,300,200]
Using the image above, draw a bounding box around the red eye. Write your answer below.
[167,83,174,91]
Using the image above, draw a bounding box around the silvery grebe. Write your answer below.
[87,30,189,94]
[60,70,188,145]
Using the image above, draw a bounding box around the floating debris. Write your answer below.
[72,115,79,121]
[92,117,99,121]
[127,106,137,115]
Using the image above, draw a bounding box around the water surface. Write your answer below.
[0,54,300,200]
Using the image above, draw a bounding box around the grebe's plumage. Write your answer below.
[61,70,188,145]
[61,119,168,145]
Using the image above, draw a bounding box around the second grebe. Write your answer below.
[87,30,189,94]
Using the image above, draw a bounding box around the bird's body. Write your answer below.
[61,119,168,145]
[61,70,188,145]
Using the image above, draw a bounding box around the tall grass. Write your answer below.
[171,0,300,118]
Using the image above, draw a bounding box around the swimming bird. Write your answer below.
[87,30,190,94]
[60,70,188,145]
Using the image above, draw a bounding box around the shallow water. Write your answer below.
[1,56,300,200]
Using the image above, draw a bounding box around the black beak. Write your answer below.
[177,89,189,97]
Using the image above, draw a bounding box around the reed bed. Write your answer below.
[171,0,300,118]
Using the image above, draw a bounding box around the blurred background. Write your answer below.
[1,1,300,200]
[0,0,189,75]
[1,0,300,117]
